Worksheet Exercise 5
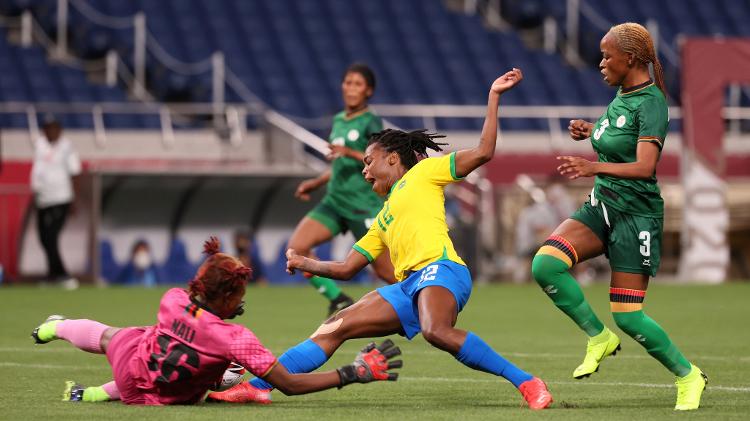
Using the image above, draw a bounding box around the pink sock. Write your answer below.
[55,319,110,354]
[102,381,120,400]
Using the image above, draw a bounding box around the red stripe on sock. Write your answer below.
[609,287,646,297]
[548,235,578,263]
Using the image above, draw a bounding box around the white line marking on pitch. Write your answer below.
[403,376,750,393]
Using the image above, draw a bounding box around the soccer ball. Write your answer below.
[211,363,246,391]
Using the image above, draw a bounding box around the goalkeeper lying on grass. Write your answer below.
[31,237,401,405]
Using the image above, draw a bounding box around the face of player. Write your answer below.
[341,71,372,112]
[599,33,631,87]
[362,143,401,196]
[43,123,62,143]
[216,283,246,319]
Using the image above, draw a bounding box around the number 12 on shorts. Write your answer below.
[639,231,651,257]
[418,265,438,285]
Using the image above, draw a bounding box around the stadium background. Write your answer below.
[0,0,749,286]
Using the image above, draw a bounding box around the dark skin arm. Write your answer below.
[453,68,523,178]
[328,145,365,162]
[556,142,660,180]
[286,248,370,280]
[295,169,331,201]
[263,363,342,395]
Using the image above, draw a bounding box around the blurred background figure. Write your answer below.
[116,239,160,286]
[30,115,81,289]
[234,230,267,285]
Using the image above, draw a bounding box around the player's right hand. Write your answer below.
[569,119,593,141]
[337,339,403,387]
[295,179,319,201]
[285,248,305,275]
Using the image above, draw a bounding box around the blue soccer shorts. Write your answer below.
[376,260,472,339]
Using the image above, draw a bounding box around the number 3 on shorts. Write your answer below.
[639,231,651,257]
[419,265,439,285]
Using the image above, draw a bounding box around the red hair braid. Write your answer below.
[188,237,252,301]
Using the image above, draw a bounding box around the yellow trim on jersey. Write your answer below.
[353,153,465,281]
[619,82,654,96]
[260,359,279,378]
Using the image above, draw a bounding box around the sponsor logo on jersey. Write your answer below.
[634,334,647,343]
[642,259,651,266]
[616,115,626,127]
[398,180,406,190]
[543,285,558,295]
[332,137,345,146]
[347,129,360,141]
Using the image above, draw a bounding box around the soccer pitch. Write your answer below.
[2,283,748,420]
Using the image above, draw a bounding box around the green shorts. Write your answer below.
[307,201,376,239]
[571,199,662,277]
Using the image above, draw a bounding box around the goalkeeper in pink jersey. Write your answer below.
[31,237,402,405]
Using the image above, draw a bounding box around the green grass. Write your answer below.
[1,283,749,420]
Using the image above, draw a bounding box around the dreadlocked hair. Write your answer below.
[368,129,449,169]
[187,236,252,302]
[608,22,667,97]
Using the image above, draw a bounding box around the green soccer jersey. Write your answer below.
[322,109,384,220]
[590,82,668,217]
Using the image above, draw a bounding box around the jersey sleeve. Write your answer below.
[636,97,668,150]
[228,328,278,378]
[413,153,463,186]
[353,220,384,263]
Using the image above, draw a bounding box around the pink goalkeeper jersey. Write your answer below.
[128,288,277,404]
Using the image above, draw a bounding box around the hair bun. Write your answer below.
[203,236,221,256]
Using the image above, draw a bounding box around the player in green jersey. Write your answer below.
[531,23,707,410]
[292,63,396,316]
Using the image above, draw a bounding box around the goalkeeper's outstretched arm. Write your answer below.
[262,340,402,395]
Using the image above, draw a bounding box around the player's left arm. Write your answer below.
[453,68,523,178]
[286,248,369,280]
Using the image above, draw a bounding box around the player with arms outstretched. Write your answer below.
[531,22,707,410]
[292,63,396,315]
[31,237,401,405]
[209,69,553,410]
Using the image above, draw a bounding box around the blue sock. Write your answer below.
[250,339,329,390]
[455,332,533,388]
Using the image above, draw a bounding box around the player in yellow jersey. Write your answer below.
[208,69,553,410]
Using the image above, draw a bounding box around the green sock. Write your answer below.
[613,310,692,376]
[83,386,112,402]
[37,319,62,342]
[308,276,342,301]
[532,254,604,336]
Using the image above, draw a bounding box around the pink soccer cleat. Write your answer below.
[518,377,553,410]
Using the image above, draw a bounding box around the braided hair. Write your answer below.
[608,22,666,96]
[368,129,449,170]
[188,237,252,302]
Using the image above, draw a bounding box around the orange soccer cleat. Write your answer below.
[518,377,553,410]
[206,382,272,404]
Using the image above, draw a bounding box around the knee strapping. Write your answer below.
[309,318,343,339]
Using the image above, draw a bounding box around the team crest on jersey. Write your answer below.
[347,129,360,141]
[616,115,626,127]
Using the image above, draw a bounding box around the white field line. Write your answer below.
[2,361,748,393]
[402,376,750,393]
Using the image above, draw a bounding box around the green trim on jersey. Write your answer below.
[590,83,668,217]
[353,244,374,262]
[323,109,384,220]
[449,152,464,180]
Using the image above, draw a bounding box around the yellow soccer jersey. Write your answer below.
[353,152,466,281]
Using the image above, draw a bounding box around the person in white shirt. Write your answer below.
[30,116,81,289]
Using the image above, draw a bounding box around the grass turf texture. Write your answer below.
[1,283,748,420]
